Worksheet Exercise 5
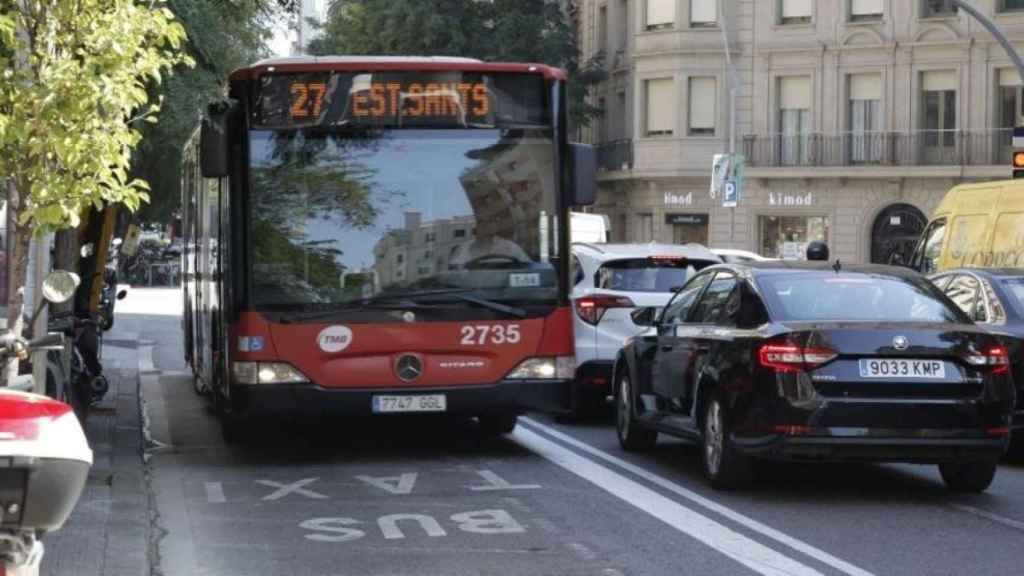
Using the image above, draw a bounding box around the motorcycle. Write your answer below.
[98,238,127,331]
[0,271,94,575]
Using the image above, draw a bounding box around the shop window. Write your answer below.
[779,0,812,24]
[759,215,830,260]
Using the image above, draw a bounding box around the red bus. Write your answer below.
[181,56,595,439]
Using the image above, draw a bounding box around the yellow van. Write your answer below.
[910,180,1024,273]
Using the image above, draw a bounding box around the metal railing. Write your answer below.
[742,129,1016,168]
[597,139,633,171]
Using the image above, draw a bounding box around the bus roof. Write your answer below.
[229,56,567,82]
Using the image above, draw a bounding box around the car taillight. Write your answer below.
[965,345,1010,375]
[575,295,635,326]
[758,343,838,373]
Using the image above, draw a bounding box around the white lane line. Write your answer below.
[512,427,825,576]
[521,417,875,576]
[949,504,1024,532]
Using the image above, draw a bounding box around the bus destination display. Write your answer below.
[255,72,545,128]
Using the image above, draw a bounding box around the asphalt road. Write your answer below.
[119,288,1024,576]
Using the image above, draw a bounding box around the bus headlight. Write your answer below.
[233,362,309,385]
[506,356,575,380]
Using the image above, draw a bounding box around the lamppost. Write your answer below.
[952,0,1024,81]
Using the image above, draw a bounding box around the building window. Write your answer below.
[778,76,812,165]
[688,77,717,136]
[1000,0,1024,12]
[396,253,404,264]
[999,69,1021,155]
[921,70,957,154]
[597,96,608,143]
[779,0,812,24]
[645,0,674,30]
[849,0,883,22]
[760,216,831,260]
[638,213,654,242]
[690,0,717,27]
[598,5,608,53]
[644,78,675,137]
[615,91,627,140]
[922,0,957,17]
[848,74,882,163]
[423,250,433,260]
[425,232,436,242]
[454,229,466,238]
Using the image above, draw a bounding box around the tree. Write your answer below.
[0,1,190,377]
[133,0,272,223]
[309,0,605,129]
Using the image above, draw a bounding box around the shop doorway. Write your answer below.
[667,214,709,245]
[871,204,927,265]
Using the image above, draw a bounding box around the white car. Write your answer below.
[711,248,772,263]
[569,243,721,415]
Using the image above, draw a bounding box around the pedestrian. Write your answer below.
[806,241,829,261]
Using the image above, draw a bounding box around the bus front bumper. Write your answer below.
[228,379,572,418]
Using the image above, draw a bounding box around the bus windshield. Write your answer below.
[247,128,561,312]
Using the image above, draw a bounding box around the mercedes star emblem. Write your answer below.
[893,336,909,351]
[395,354,423,382]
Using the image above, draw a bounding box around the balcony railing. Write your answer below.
[597,139,633,171]
[742,129,1016,168]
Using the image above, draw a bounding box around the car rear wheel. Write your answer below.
[479,414,518,436]
[616,374,656,451]
[701,393,752,490]
[938,460,998,493]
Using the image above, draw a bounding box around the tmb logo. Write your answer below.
[318,326,354,353]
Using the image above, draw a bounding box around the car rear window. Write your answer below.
[1003,278,1024,315]
[757,273,966,323]
[596,258,716,293]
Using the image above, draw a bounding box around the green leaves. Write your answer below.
[308,0,605,129]
[0,0,192,235]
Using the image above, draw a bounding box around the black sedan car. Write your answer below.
[928,268,1024,457]
[614,262,1016,491]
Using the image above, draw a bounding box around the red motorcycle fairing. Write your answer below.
[229,308,574,389]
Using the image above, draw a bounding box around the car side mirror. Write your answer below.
[569,143,596,206]
[631,306,661,327]
[200,102,233,178]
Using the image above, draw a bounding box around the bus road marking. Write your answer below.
[205,482,226,504]
[520,418,875,576]
[467,469,541,491]
[257,478,328,501]
[299,509,525,543]
[356,473,418,495]
[512,426,831,576]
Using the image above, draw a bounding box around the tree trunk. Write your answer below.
[4,179,32,387]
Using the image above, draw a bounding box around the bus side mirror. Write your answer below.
[570,143,596,206]
[200,103,231,178]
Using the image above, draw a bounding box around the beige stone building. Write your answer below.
[579,0,1024,263]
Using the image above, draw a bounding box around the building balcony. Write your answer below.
[742,129,1016,171]
[597,139,634,172]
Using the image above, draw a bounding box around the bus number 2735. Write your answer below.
[460,325,521,346]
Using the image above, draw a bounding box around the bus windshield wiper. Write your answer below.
[278,289,527,322]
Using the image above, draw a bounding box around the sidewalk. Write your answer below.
[42,329,151,576]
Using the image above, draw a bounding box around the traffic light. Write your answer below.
[1014,150,1024,179]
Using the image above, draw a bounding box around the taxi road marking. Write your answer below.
[356,473,418,495]
[258,478,328,501]
[520,418,875,576]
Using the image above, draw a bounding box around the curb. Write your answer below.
[99,345,150,576]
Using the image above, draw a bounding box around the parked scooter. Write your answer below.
[0,271,94,575]
[98,238,126,331]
